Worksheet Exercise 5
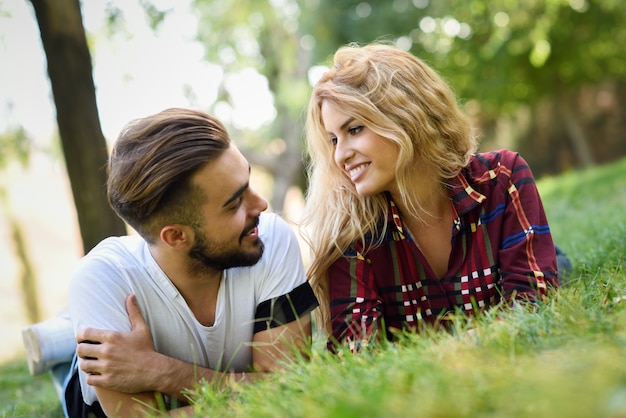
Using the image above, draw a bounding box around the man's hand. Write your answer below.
[76,294,163,393]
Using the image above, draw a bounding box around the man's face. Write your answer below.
[187,145,268,273]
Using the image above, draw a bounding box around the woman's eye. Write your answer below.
[330,136,338,146]
[348,126,363,136]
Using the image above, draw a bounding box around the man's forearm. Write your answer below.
[149,353,217,400]
[151,353,262,400]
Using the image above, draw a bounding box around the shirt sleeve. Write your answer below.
[327,250,383,352]
[68,251,134,335]
[253,213,319,332]
[67,243,135,406]
[497,151,559,301]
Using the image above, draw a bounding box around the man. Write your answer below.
[58,108,318,417]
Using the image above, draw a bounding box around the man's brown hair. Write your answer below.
[107,108,231,242]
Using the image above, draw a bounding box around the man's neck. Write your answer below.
[149,245,223,326]
[175,271,223,327]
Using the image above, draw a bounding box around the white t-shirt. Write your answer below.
[68,212,310,406]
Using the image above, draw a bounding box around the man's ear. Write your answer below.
[159,224,191,249]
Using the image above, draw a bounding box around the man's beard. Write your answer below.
[187,223,264,273]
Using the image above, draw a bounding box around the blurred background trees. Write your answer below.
[300,0,626,175]
[2,0,625,325]
[1,127,39,323]
[30,0,126,255]
[0,0,626,336]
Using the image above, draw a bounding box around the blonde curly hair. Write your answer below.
[300,43,477,335]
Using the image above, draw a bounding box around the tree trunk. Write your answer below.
[556,89,595,168]
[29,0,126,254]
[11,217,41,324]
[264,38,311,213]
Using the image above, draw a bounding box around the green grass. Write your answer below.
[3,156,626,417]
[185,156,626,418]
[0,357,62,418]
[538,157,626,277]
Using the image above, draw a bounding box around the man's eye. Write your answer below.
[348,126,363,135]
[231,196,244,210]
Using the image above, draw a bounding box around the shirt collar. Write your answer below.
[386,167,489,235]
[447,168,488,216]
[388,197,405,236]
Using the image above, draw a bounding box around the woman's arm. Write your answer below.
[327,255,383,352]
[498,152,559,300]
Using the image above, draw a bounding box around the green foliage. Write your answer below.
[189,0,309,153]
[299,0,626,117]
[0,128,32,204]
[0,127,30,170]
[181,156,626,417]
[0,358,62,418]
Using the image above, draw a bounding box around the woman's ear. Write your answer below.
[159,224,191,249]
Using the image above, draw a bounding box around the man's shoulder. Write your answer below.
[259,211,285,229]
[77,235,147,273]
[87,235,145,255]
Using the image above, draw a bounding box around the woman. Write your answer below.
[300,43,559,352]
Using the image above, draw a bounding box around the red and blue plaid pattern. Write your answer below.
[328,150,559,350]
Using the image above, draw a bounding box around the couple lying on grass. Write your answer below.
[25,43,564,418]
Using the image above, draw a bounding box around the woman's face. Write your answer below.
[321,100,399,197]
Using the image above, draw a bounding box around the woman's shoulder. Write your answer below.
[465,149,532,181]
[470,149,527,170]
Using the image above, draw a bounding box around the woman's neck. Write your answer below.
[389,175,449,226]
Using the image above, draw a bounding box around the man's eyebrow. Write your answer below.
[222,166,251,208]
[222,183,248,207]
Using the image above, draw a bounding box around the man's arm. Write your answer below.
[77,295,228,400]
[76,297,197,416]
[250,313,313,371]
[77,295,313,400]
[92,386,195,418]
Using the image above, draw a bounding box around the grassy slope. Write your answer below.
[189,156,626,418]
[0,358,62,418]
[2,157,625,418]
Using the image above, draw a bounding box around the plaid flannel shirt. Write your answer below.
[328,149,559,351]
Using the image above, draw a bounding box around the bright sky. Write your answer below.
[0,0,276,146]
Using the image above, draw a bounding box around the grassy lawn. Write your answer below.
[186,156,626,418]
[0,357,62,417]
[2,156,625,417]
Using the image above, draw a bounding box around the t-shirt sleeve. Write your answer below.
[66,241,137,406]
[253,214,319,332]
[67,250,134,336]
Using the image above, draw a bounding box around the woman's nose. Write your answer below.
[333,137,354,167]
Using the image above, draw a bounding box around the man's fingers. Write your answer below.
[76,327,107,344]
[76,339,102,360]
[78,358,101,375]
[125,294,147,332]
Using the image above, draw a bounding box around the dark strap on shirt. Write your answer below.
[253,281,319,334]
